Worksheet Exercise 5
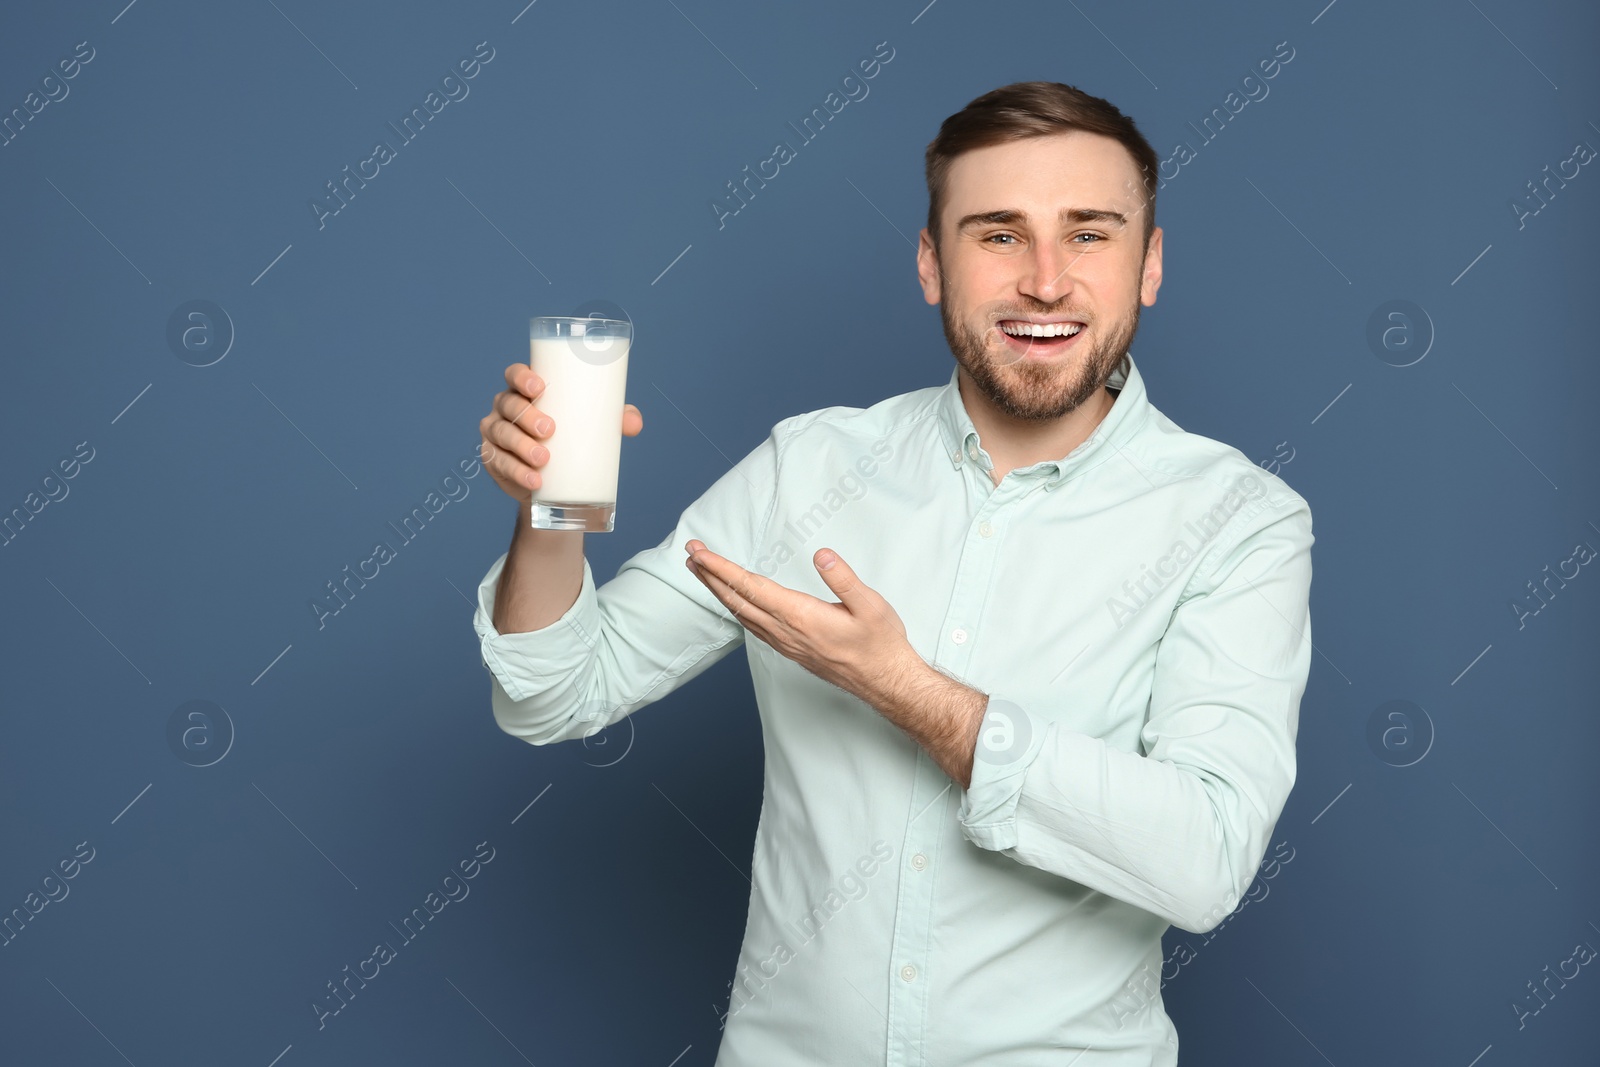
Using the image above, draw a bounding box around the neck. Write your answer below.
[958,369,1118,485]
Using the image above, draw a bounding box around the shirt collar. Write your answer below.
[936,352,1149,490]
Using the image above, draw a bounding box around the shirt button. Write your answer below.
[951,628,967,644]
[900,964,917,982]
[978,521,993,538]
[967,442,981,462]
[911,853,927,870]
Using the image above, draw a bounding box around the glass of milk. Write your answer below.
[527,315,631,532]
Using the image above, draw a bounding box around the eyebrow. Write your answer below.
[955,206,1129,232]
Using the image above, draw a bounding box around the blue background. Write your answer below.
[2,0,1597,1063]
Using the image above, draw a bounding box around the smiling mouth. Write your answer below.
[996,320,1085,355]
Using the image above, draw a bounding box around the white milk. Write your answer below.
[528,334,630,505]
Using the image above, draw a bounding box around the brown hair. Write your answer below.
[924,81,1159,253]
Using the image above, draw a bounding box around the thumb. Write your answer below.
[814,549,868,610]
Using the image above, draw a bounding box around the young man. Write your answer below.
[474,81,1314,1066]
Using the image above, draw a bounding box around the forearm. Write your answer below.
[958,717,1281,934]
[492,500,586,634]
[867,654,989,789]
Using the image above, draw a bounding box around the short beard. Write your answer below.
[938,278,1140,423]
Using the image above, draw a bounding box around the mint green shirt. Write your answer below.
[473,353,1314,1065]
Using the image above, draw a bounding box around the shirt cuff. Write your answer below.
[472,549,598,703]
[957,696,1050,852]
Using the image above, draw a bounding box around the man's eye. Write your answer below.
[984,232,1103,245]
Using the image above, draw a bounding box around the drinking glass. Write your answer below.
[527,315,631,532]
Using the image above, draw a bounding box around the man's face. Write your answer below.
[916,130,1163,422]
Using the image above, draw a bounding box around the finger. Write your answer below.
[495,390,554,439]
[503,363,545,400]
[483,415,548,470]
[812,549,866,609]
[811,549,902,634]
[690,547,794,626]
[687,554,779,634]
[479,435,540,491]
[622,404,643,437]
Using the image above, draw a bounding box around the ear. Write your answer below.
[916,228,942,306]
[1140,226,1163,306]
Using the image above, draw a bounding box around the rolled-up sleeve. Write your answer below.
[474,550,600,704]
[472,422,785,746]
[956,492,1314,935]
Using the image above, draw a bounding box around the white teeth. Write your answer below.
[1000,321,1082,338]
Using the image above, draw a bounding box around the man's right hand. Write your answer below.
[480,362,644,505]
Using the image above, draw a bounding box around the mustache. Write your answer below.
[988,308,1091,323]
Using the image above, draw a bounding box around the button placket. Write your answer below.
[940,490,1012,655]
[886,757,950,1063]
[882,483,1016,1063]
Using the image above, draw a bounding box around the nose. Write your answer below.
[1018,238,1074,305]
